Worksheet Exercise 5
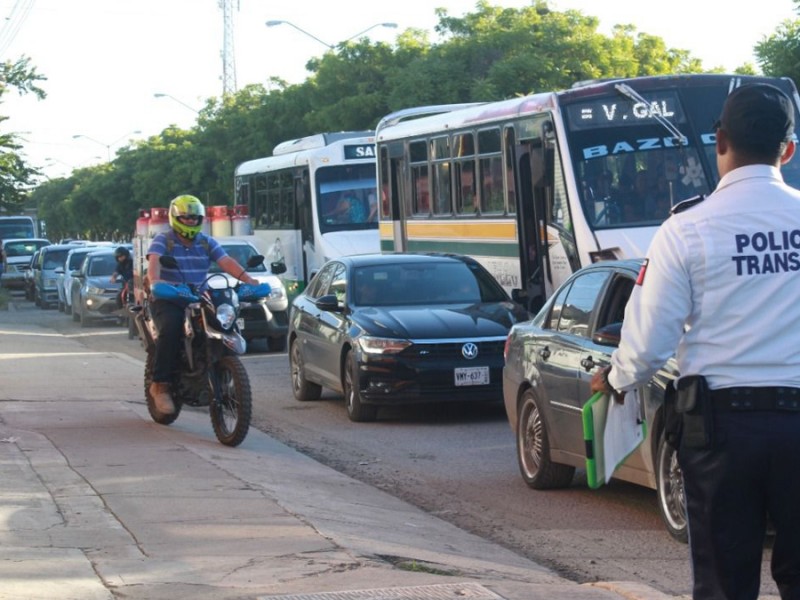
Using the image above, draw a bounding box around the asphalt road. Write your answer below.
[15,291,779,598]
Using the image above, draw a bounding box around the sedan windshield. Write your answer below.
[352,261,507,306]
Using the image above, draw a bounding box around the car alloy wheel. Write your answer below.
[516,388,574,489]
[656,431,688,543]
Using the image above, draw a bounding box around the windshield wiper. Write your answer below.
[615,83,688,146]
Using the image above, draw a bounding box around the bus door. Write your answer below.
[381,142,407,252]
[296,169,313,284]
[510,132,548,313]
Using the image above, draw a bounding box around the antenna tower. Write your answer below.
[219,0,238,96]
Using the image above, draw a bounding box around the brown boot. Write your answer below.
[149,382,175,416]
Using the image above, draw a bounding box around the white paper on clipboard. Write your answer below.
[601,389,647,484]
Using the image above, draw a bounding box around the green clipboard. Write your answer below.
[582,391,647,489]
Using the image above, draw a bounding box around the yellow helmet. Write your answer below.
[169,195,205,239]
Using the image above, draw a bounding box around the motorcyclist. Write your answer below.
[146,194,258,418]
[111,246,134,309]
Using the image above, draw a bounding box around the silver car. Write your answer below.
[70,249,120,327]
[1,238,50,290]
[502,259,686,542]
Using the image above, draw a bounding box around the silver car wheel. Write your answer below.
[656,432,688,543]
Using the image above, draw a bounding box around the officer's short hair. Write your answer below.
[716,83,795,160]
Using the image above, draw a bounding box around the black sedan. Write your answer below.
[288,253,529,422]
[502,259,687,542]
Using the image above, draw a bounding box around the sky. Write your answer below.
[1,0,797,181]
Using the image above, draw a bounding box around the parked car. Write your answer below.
[208,239,289,351]
[288,252,529,422]
[1,238,50,290]
[34,243,79,308]
[23,250,41,300]
[501,259,686,542]
[57,245,102,314]
[70,249,120,327]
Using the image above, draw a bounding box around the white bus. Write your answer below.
[375,74,800,312]
[234,132,379,297]
[0,215,37,240]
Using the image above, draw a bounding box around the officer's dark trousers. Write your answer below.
[678,410,800,600]
[150,299,184,383]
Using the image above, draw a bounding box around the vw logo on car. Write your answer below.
[461,342,479,360]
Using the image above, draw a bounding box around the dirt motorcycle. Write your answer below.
[133,254,271,447]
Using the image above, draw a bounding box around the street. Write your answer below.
[13,292,779,599]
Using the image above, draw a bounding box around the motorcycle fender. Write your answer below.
[221,330,246,354]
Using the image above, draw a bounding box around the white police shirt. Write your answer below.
[609,164,800,392]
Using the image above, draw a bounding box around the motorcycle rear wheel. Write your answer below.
[144,349,182,425]
[209,355,252,447]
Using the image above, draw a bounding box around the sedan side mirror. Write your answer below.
[593,322,622,347]
[314,294,340,312]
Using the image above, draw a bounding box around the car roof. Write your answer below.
[41,243,82,253]
[334,252,479,268]
[85,248,115,257]
[2,238,50,247]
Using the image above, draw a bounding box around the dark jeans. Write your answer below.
[150,299,184,384]
[678,408,800,600]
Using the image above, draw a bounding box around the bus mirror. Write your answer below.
[511,288,526,304]
[270,261,287,275]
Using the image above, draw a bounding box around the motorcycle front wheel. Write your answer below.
[209,355,252,447]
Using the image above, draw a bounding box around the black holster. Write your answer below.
[675,375,714,449]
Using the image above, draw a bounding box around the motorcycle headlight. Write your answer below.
[216,303,236,330]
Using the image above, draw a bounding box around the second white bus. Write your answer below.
[234,132,379,296]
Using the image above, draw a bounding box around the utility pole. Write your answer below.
[219,0,238,96]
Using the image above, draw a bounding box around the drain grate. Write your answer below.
[257,582,505,600]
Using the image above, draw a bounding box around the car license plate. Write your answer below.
[454,366,489,386]
[236,318,245,330]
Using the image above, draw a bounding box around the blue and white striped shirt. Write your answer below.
[147,231,227,287]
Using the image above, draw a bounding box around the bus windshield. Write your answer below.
[563,81,800,231]
[0,217,35,239]
[316,164,378,234]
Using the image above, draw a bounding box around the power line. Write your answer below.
[0,0,34,57]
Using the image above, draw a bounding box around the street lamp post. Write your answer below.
[265,20,397,50]
[153,93,199,114]
[72,130,142,162]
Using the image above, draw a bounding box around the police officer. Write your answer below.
[591,83,800,599]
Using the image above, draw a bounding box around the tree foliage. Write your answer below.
[756,0,800,82]
[28,1,762,241]
[0,56,46,213]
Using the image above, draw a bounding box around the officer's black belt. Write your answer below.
[709,386,800,412]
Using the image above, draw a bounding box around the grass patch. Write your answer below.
[377,555,460,576]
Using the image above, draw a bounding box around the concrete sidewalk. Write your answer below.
[0,311,678,600]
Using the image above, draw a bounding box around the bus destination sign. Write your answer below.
[566,92,685,130]
[344,144,376,160]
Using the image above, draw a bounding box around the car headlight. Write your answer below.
[269,288,285,300]
[357,336,412,355]
[87,285,104,295]
[216,303,236,330]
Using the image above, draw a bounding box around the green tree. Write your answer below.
[0,56,46,213]
[756,0,800,83]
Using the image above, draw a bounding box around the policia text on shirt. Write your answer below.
[732,229,800,275]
